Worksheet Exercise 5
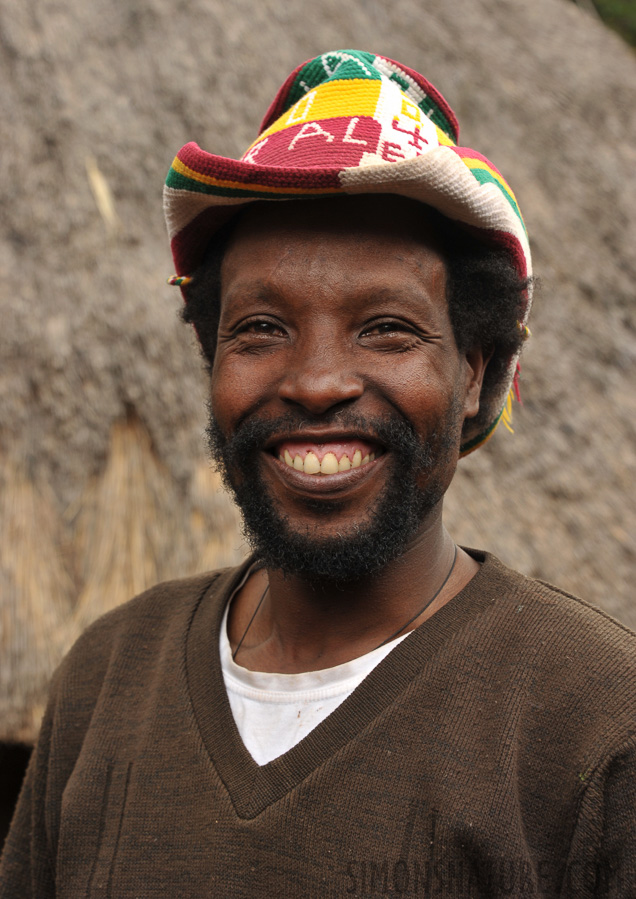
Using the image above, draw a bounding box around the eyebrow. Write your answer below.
[222,280,441,308]
[219,282,286,318]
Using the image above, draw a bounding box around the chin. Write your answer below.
[233,464,447,583]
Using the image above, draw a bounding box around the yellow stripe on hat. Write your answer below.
[252,79,383,147]
[434,125,455,147]
[461,157,519,203]
[170,156,341,195]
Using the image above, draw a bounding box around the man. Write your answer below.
[2,49,635,897]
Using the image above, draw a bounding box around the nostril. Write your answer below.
[278,368,364,414]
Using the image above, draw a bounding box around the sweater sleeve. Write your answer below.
[562,736,636,898]
[0,675,59,898]
[0,571,218,898]
[0,595,125,896]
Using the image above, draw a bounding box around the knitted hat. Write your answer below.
[164,49,532,454]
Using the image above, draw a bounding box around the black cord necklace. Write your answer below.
[232,583,270,661]
[231,544,458,663]
[375,543,458,648]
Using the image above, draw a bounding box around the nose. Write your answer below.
[277,340,364,415]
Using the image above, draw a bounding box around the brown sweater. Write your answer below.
[2,552,636,898]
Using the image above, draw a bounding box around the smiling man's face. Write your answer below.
[208,195,487,580]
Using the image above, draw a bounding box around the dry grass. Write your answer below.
[188,464,246,574]
[70,415,188,640]
[69,415,245,643]
[1,416,245,742]
[0,460,75,742]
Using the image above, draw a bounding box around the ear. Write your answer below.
[462,345,493,420]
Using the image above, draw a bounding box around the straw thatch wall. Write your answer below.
[1,0,635,743]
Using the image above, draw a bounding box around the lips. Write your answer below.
[273,438,381,476]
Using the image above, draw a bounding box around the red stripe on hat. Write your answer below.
[170,211,209,280]
[170,206,239,281]
[447,146,507,181]
[176,143,343,189]
[452,220,528,282]
[245,117,383,169]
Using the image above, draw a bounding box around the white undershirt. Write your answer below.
[220,601,408,766]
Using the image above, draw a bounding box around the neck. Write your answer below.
[229,508,479,673]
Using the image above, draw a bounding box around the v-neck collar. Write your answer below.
[186,550,506,819]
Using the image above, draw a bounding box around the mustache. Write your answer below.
[207,409,436,471]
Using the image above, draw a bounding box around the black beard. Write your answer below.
[206,409,460,584]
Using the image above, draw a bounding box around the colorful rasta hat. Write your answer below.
[164,49,532,454]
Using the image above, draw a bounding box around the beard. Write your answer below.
[206,406,461,583]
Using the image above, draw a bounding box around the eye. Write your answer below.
[357,317,430,353]
[359,319,418,339]
[236,318,287,338]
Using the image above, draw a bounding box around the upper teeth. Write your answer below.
[279,449,376,475]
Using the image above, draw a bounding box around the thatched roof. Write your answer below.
[1,0,635,742]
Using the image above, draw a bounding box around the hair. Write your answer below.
[181,215,240,369]
[181,202,531,411]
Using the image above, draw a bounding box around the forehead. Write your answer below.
[220,195,449,302]
[227,194,445,253]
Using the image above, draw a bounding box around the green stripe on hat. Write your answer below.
[467,167,526,234]
[167,169,340,201]
[286,50,381,109]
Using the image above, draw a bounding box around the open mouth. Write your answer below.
[273,439,383,476]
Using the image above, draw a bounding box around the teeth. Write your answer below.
[320,452,339,474]
[279,447,379,474]
[304,452,321,474]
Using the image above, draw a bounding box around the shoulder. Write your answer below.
[67,567,226,651]
[477,550,636,649]
[51,562,249,715]
[477,552,636,742]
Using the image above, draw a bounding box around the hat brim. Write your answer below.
[165,142,531,279]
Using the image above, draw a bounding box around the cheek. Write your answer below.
[210,353,280,429]
[369,354,463,423]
